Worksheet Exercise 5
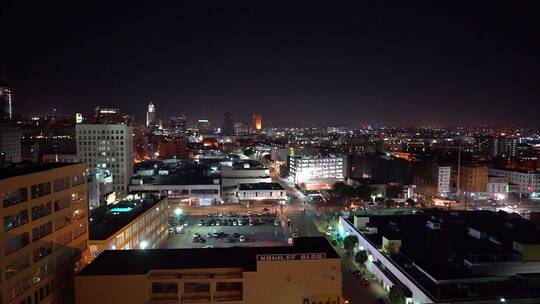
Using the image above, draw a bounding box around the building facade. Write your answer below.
[0,163,90,304]
[0,86,13,121]
[76,123,133,193]
[237,183,286,203]
[146,102,157,127]
[460,165,488,194]
[0,125,22,164]
[289,155,345,190]
[88,196,168,258]
[489,168,540,196]
[76,237,341,304]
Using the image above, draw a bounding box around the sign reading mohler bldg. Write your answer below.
[256,253,326,261]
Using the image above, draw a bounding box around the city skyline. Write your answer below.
[2,2,540,127]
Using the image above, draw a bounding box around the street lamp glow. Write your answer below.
[174,208,182,216]
[140,241,148,249]
[500,298,506,303]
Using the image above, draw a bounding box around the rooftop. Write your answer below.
[238,182,284,191]
[78,237,339,276]
[89,194,164,240]
[0,162,80,181]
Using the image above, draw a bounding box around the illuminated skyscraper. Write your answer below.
[146,102,157,127]
[0,86,13,121]
[251,113,262,130]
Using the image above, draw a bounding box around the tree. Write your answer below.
[243,148,256,158]
[343,235,358,253]
[405,198,415,207]
[355,250,368,266]
[384,199,396,208]
[388,285,406,304]
[332,182,347,194]
[354,184,372,201]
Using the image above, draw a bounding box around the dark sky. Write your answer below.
[1,1,540,127]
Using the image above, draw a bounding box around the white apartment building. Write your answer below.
[437,166,451,195]
[489,168,540,196]
[289,155,345,190]
[76,124,133,194]
[487,176,509,200]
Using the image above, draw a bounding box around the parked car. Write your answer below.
[239,235,245,242]
[274,220,280,226]
[291,233,298,238]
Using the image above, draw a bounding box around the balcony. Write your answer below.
[214,290,243,302]
[181,292,211,303]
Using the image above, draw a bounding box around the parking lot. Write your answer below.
[163,209,289,249]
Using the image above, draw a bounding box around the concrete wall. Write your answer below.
[76,275,148,304]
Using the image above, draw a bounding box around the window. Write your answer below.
[184,282,210,293]
[5,254,30,279]
[32,202,52,220]
[54,214,72,231]
[53,177,71,192]
[31,182,51,199]
[71,173,85,186]
[216,282,242,292]
[4,210,29,231]
[32,222,53,241]
[33,242,53,262]
[2,187,28,208]
[152,282,178,294]
[4,232,30,256]
[54,196,71,211]
[73,223,87,239]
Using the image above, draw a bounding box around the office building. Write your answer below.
[486,175,509,200]
[168,115,187,134]
[223,112,235,136]
[92,106,131,125]
[460,165,488,194]
[339,209,540,303]
[0,163,90,304]
[87,168,113,210]
[88,194,168,258]
[437,166,452,195]
[76,123,133,193]
[489,168,540,196]
[197,119,212,134]
[251,113,262,131]
[76,237,341,304]
[0,125,22,164]
[146,102,157,127]
[221,160,271,189]
[237,182,286,203]
[289,155,345,190]
[0,85,13,121]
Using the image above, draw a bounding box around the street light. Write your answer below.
[174,208,182,216]
[140,241,148,249]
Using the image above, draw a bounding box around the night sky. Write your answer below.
[1,2,540,127]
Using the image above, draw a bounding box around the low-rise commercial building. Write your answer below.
[237,182,286,203]
[0,163,89,304]
[88,194,168,258]
[76,237,342,304]
[489,168,540,197]
[339,209,540,303]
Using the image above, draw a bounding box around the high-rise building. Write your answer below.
[197,119,211,134]
[168,115,187,134]
[146,102,157,127]
[0,162,90,304]
[0,125,22,164]
[251,113,262,130]
[0,85,13,121]
[223,112,234,136]
[76,123,133,193]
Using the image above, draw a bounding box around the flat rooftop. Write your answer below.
[89,194,163,240]
[78,237,339,276]
[238,182,284,191]
[0,162,80,181]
